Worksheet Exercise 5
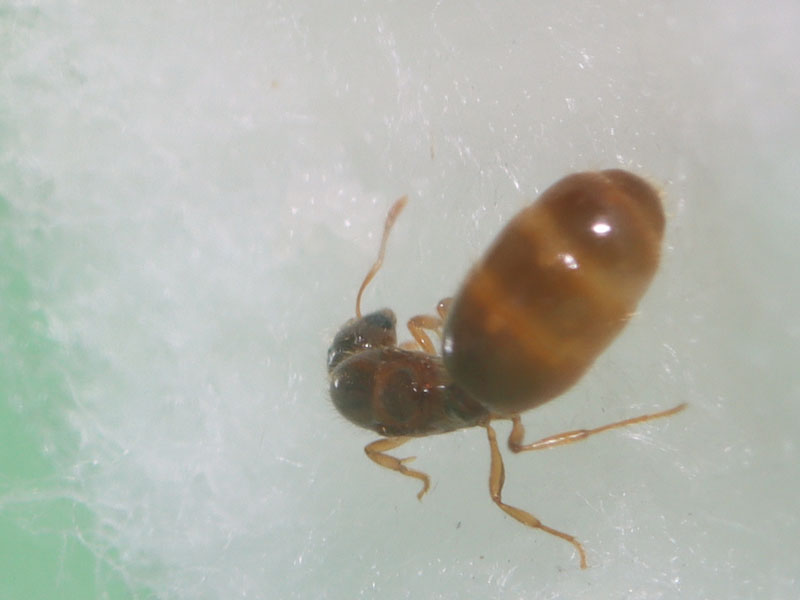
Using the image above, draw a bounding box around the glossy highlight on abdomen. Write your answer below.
[442,170,665,417]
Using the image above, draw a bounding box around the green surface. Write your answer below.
[0,196,142,600]
[1,9,143,593]
[0,513,131,600]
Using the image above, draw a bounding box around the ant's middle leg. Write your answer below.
[507,403,687,453]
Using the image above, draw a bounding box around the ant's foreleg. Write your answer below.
[436,297,452,319]
[406,314,442,354]
[404,297,454,354]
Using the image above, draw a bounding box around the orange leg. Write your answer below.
[507,403,687,453]
[436,297,452,319]
[407,314,442,354]
[486,422,588,569]
[365,437,431,501]
[399,340,421,351]
[405,297,453,354]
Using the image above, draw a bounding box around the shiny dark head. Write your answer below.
[327,308,397,372]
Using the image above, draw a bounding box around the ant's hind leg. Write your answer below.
[507,403,687,453]
[365,437,431,500]
[485,422,588,569]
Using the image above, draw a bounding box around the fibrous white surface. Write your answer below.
[2,1,799,599]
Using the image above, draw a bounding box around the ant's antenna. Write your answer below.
[355,196,408,318]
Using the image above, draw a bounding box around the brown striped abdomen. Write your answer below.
[442,170,665,417]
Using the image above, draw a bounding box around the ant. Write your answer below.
[327,170,686,569]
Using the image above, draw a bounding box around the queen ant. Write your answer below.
[327,171,686,568]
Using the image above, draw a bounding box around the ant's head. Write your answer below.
[327,309,397,372]
[328,197,407,373]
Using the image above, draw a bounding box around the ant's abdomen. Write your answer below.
[443,170,665,417]
[330,347,488,437]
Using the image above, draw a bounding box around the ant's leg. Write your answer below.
[486,422,588,569]
[365,437,431,501]
[399,340,421,351]
[407,314,442,354]
[508,403,687,453]
[436,297,452,319]
[405,297,454,354]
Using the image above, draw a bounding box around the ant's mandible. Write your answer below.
[327,170,686,569]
